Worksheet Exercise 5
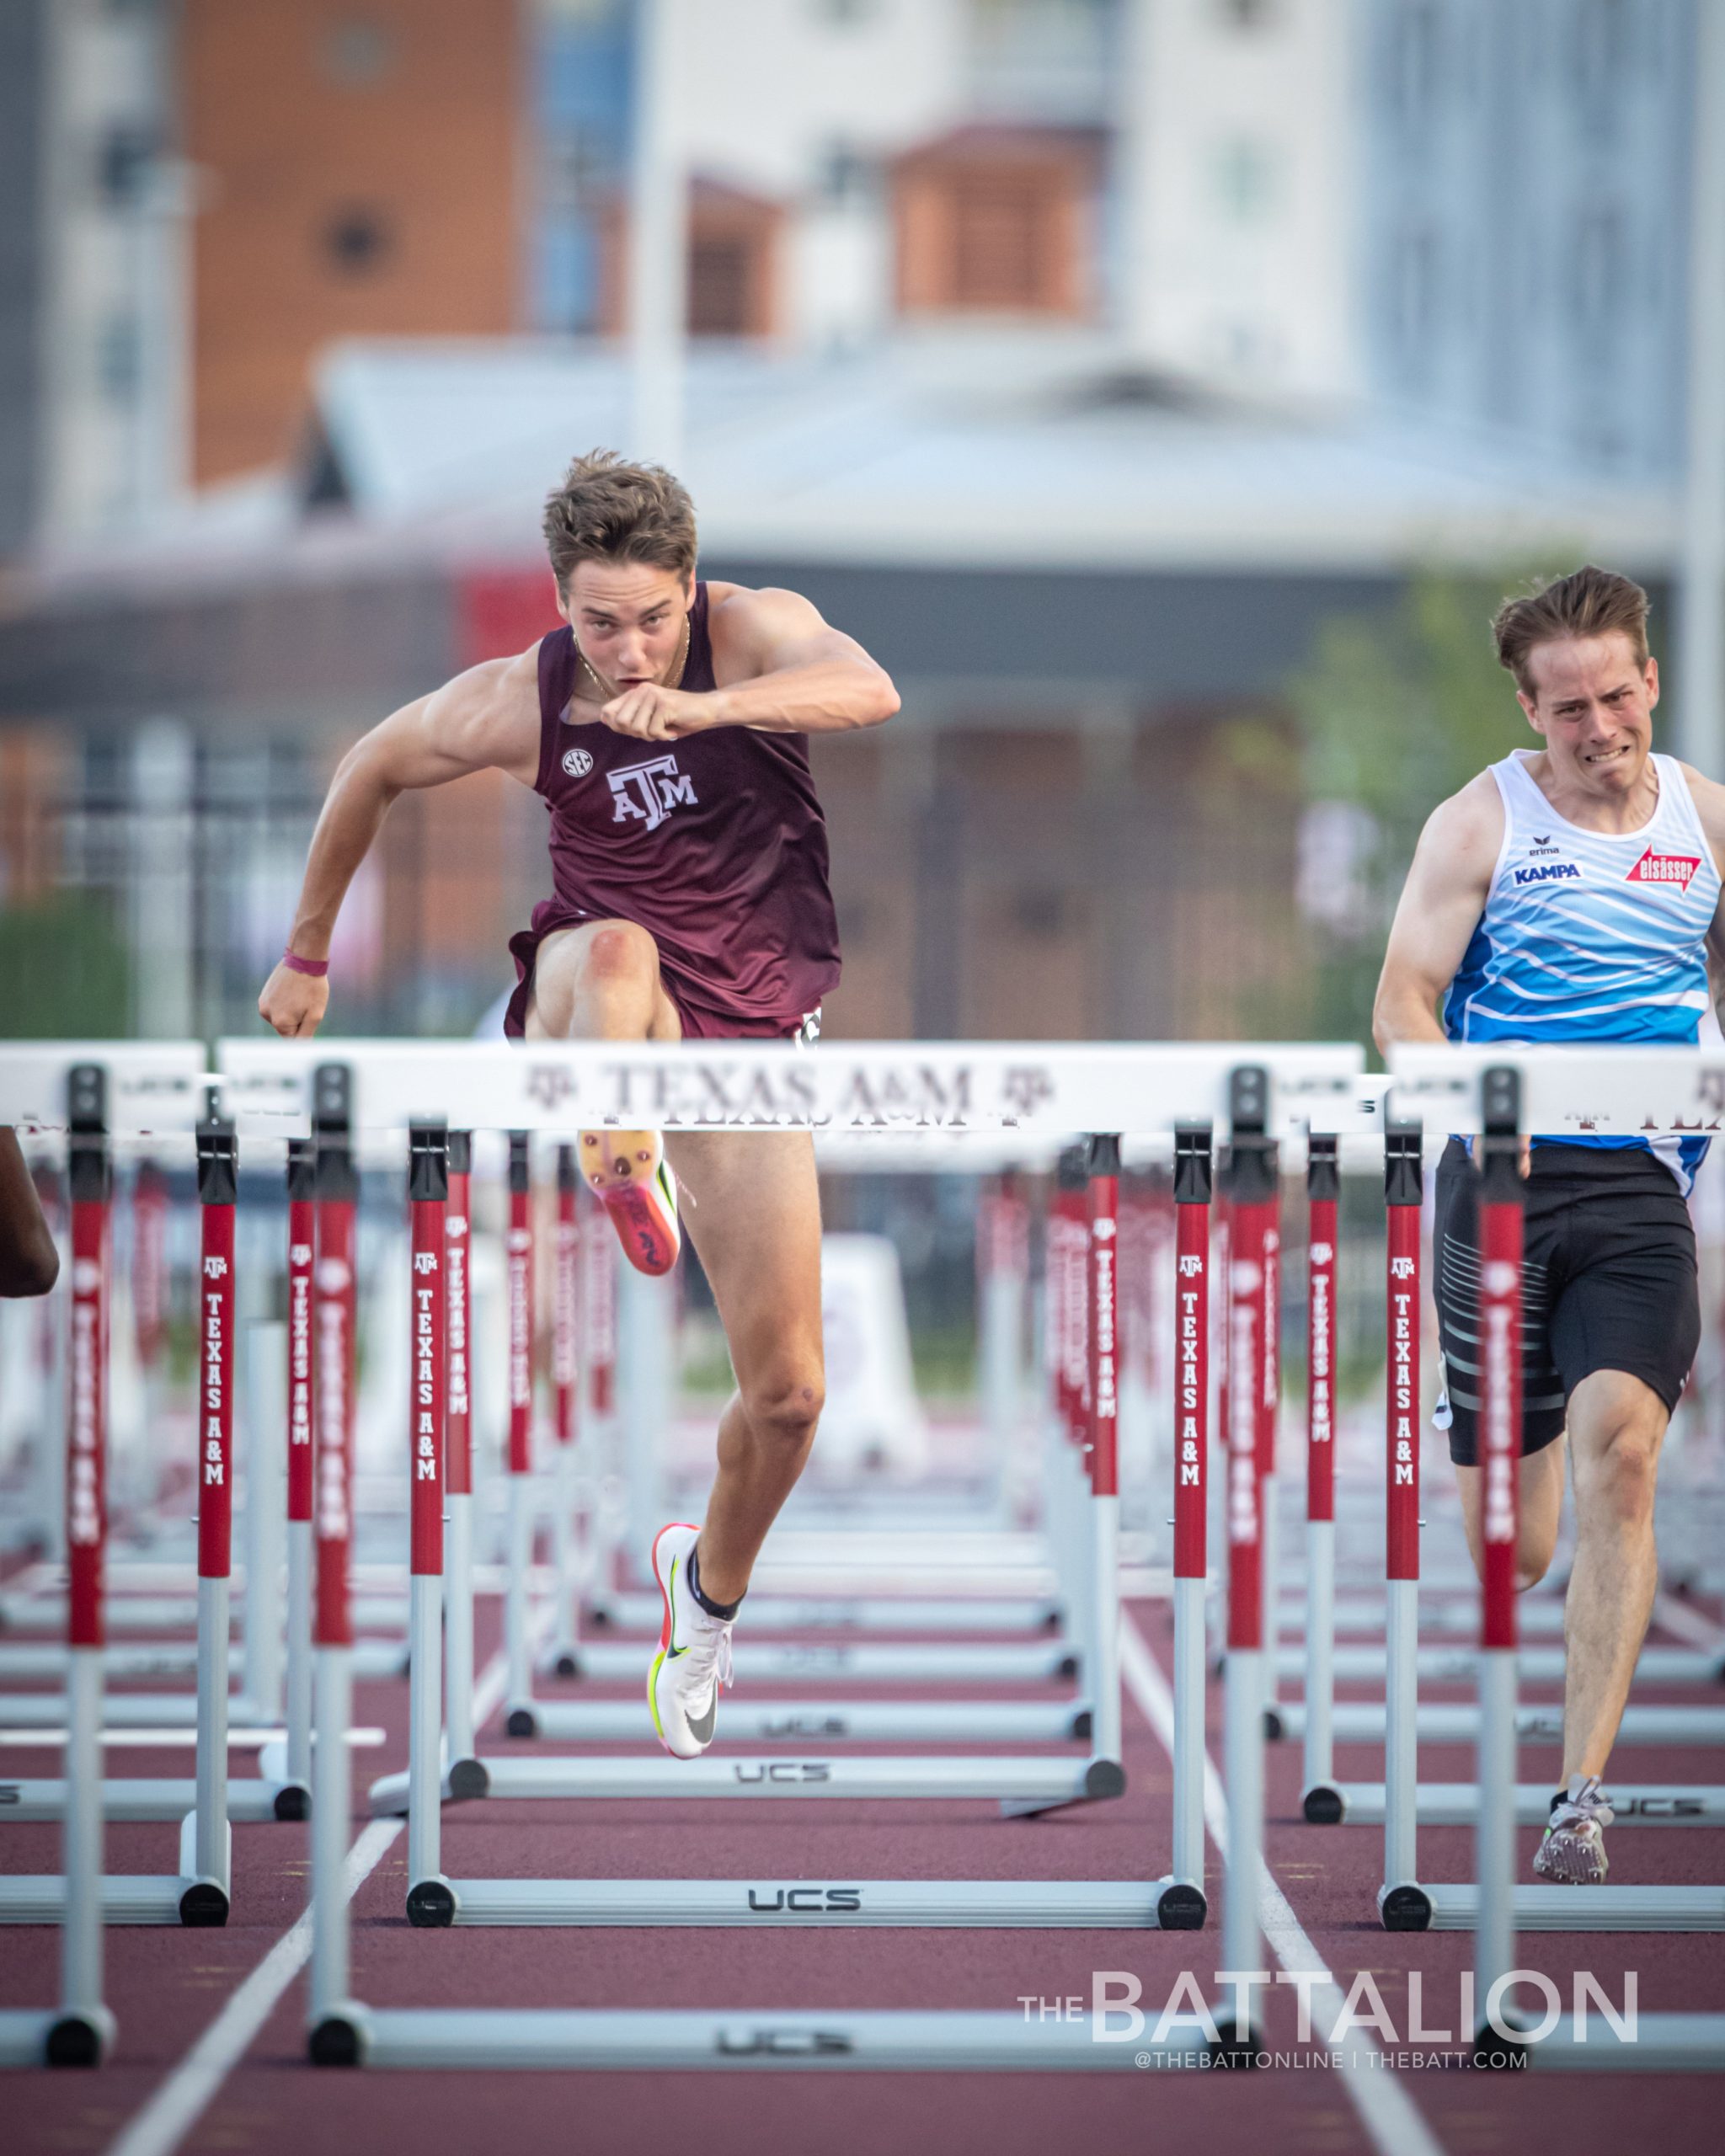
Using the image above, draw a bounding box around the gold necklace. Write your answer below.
[576,611,691,701]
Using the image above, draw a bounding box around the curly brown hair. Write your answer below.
[542,449,697,590]
[1492,565,1651,698]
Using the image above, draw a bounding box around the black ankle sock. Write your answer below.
[688,1545,742,1621]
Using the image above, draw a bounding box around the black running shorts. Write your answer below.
[1431,1138,1699,1466]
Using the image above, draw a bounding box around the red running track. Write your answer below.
[3,1591,1724,2156]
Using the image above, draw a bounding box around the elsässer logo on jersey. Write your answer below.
[1626,846,1703,892]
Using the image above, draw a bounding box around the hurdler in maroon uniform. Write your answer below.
[260,450,898,1765]
[506,582,841,1043]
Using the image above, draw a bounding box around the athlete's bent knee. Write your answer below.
[583,921,659,984]
[745,1367,825,1454]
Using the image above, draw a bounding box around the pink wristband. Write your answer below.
[280,950,328,979]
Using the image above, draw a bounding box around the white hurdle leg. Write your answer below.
[242,1318,288,1721]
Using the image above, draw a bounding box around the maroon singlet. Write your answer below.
[505,583,841,1041]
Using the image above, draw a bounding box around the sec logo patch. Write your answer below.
[562,746,594,778]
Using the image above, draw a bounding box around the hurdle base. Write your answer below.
[1376,1881,1433,1932]
[368,1760,489,1814]
[1154,1879,1206,1930]
[1300,1783,1345,1825]
[0,1874,215,1925]
[1529,2014,1725,2071]
[406,1876,457,1928]
[1471,2025,1529,2071]
[1308,1780,1725,1828]
[342,2004,1206,2069]
[997,1758,1124,1817]
[1426,1883,1725,1931]
[1205,2018,1260,2068]
[505,1706,537,1737]
[433,1875,1188,1928]
[0,1777,305,1824]
[45,2008,116,2068]
[447,1758,489,1801]
[1261,1707,1289,1742]
[508,1695,1090,1747]
[309,2003,371,2068]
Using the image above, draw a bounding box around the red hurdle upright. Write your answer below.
[1377,1114,1425,1920]
[1473,1068,1523,2050]
[187,1096,237,1919]
[1171,1123,1213,1896]
[1220,1066,1274,2038]
[442,1132,482,1783]
[1300,1132,1339,1808]
[309,1064,359,2042]
[504,1130,536,1706]
[285,1139,316,1795]
[405,1123,450,1916]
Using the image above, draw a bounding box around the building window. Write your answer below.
[948,174,1049,307]
[689,237,753,334]
[891,127,1099,318]
[599,180,782,339]
[323,206,393,274]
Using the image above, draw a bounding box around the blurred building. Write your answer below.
[1360,0,1696,477]
[0,0,1711,1046]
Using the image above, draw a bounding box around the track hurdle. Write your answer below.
[275,1037,1362,2069]
[0,1059,236,1925]
[1373,1049,1725,1939]
[467,1136,1089,1758]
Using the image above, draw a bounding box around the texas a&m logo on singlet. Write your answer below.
[1626,846,1703,893]
[608,753,698,832]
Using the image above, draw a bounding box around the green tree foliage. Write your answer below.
[1287,566,1571,1048]
[0,890,132,1038]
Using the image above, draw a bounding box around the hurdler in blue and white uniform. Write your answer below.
[1375,565,1725,1887]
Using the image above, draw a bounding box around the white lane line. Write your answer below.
[1120,1613,1447,2156]
[103,1625,532,2156]
[103,1817,401,2156]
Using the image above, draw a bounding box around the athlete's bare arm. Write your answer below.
[258,648,542,1037]
[1678,763,1725,1029]
[0,1130,58,1298]
[593,583,898,745]
[1371,772,1506,1053]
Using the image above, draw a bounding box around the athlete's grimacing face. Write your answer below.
[559,561,695,696]
[1518,632,1658,798]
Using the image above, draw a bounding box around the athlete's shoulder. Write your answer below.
[1421,769,1506,859]
[1672,760,1725,828]
[422,643,544,778]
